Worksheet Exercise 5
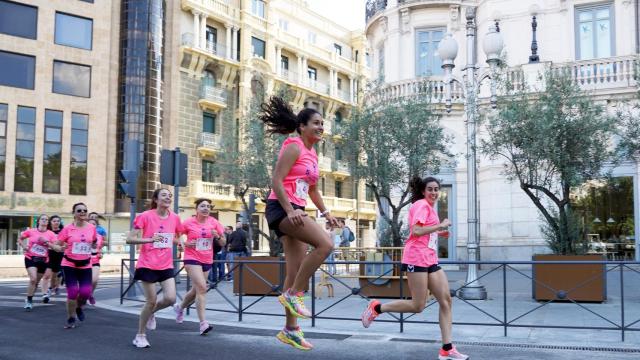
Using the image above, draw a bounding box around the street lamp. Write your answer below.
[438,8,504,300]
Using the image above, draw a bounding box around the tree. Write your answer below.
[343,83,452,247]
[481,70,618,255]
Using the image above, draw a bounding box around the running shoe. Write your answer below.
[276,327,313,351]
[278,290,311,319]
[24,300,33,311]
[42,290,51,304]
[64,317,76,329]
[132,334,150,348]
[361,299,381,328]
[146,313,156,330]
[438,346,469,360]
[75,306,85,322]
[199,321,213,336]
[89,296,96,305]
[173,304,184,324]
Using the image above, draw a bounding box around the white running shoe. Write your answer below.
[132,334,150,348]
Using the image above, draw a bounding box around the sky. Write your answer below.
[307,0,366,31]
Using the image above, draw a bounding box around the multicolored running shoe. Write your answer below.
[276,327,313,351]
[278,289,311,319]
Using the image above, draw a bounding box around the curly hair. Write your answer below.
[409,176,441,203]
[259,96,320,135]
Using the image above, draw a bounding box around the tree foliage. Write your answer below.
[481,70,618,255]
[343,84,452,247]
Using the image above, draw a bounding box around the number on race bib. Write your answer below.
[72,242,92,255]
[428,233,438,251]
[153,233,173,249]
[295,179,309,200]
[31,244,48,256]
[196,238,212,251]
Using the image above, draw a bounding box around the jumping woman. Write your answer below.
[126,188,183,348]
[360,177,468,360]
[259,96,337,350]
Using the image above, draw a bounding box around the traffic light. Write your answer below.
[118,169,137,198]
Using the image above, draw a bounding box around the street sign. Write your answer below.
[160,149,188,187]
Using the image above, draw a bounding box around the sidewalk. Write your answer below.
[96,267,640,350]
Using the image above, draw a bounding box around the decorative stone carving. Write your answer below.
[379,16,388,32]
[400,8,410,33]
[449,5,460,31]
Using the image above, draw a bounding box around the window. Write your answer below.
[355,50,359,63]
[53,61,91,97]
[70,113,88,195]
[307,66,317,81]
[55,12,93,50]
[335,111,343,132]
[43,110,63,193]
[308,31,316,44]
[335,145,343,161]
[337,78,342,90]
[206,26,217,53]
[0,51,35,90]
[251,0,265,18]
[202,160,216,182]
[335,181,343,198]
[279,19,288,31]
[366,51,371,67]
[203,112,216,133]
[251,36,265,58]
[378,46,385,81]
[334,44,342,56]
[203,70,215,88]
[365,185,374,202]
[281,55,289,71]
[0,104,6,190]
[0,1,37,39]
[15,106,35,192]
[575,4,614,60]
[416,29,444,77]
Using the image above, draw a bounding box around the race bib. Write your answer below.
[31,244,48,256]
[428,233,438,251]
[72,242,92,255]
[196,238,212,251]
[153,233,173,249]
[295,179,309,199]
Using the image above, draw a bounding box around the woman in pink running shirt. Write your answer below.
[126,188,183,348]
[87,218,105,305]
[360,177,468,360]
[173,198,225,335]
[19,214,57,310]
[259,96,337,351]
[51,203,98,329]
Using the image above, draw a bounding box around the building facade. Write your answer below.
[365,0,639,261]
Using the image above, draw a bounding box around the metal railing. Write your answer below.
[199,132,223,150]
[120,257,640,341]
[366,0,387,23]
[200,85,227,104]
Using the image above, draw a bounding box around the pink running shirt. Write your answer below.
[268,137,319,207]
[58,223,98,269]
[401,199,440,267]
[91,234,105,266]
[133,210,183,270]
[20,229,57,261]
[182,216,225,264]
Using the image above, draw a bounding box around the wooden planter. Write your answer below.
[232,256,308,296]
[358,277,411,298]
[532,254,607,302]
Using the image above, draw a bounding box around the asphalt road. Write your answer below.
[1,279,639,360]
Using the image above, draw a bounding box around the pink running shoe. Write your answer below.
[438,346,469,360]
[174,304,184,323]
[145,314,156,330]
[278,289,311,319]
[89,296,96,305]
[132,334,150,348]
[361,300,380,328]
[199,321,212,335]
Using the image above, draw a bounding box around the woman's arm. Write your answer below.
[308,184,338,227]
[412,219,451,237]
[125,228,156,245]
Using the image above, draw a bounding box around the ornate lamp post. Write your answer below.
[437,8,504,300]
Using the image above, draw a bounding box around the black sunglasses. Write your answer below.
[75,209,88,213]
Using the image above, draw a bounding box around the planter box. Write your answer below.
[358,277,411,298]
[232,256,308,296]
[532,254,607,302]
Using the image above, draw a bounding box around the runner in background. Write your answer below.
[19,214,57,310]
[42,215,64,298]
[87,218,105,305]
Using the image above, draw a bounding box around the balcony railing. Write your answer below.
[307,79,330,94]
[550,55,638,90]
[199,132,223,150]
[182,0,240,20]
[181,32,195,47]
[200,85,227,104]
[339,90,351,103]
[366,78,464,105]
[280,69,298,83]
[319,156,332,172]
[334,160,350,174]
[204,40,228,58]
[365,0,387,23]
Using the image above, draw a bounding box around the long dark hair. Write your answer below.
[409,176,441,203]
[150,188,171,209]
[259,96,320,135]
[47,215,64,233]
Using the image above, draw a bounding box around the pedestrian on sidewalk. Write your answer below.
[51,203,98,329]
[87,218,105,305]
[361,176,468,360]
[259,96,337,351]
[19,214,56,310]
[126,188,184,348]
[174,198,225,335]
[225,221,248,281]
[41,215,64,297]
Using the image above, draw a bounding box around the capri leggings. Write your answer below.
[62,266,93,301]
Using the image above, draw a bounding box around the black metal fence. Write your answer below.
[120,259,640,341]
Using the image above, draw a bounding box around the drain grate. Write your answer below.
[389,338,640,353]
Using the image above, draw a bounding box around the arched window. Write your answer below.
[203,70,216,88]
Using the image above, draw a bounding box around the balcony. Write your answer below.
[279,69,298,84]
[197,132,223,157]
[307,79,330,95]
[189,180,237,209]
[181,0,240,22]
[338,90,351,103]
[365,0,387,23]
[199,85,227,111]
[318,156,332,175]
[365,77,464,106]
[332,121,345,141]
[549,55,638,92]
[332,160,351,179]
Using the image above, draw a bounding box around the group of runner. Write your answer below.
[19,205,107,329]
[19,95,468,360]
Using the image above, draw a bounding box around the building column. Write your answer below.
[192,10,200,48]
[349,76,354,103]
[297,55,303,84]
[328,68,335,97]
[200,13,207,51]
[275,45,282,74]
[302,56,308,86]
[231,27,239,61]
[225,24,232,59]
